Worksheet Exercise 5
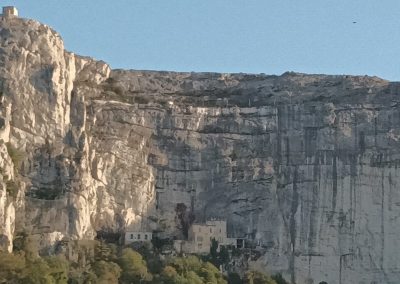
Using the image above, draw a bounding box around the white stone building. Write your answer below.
[125,231,152,244]
[174,220,236,254]
[2,6,18,17]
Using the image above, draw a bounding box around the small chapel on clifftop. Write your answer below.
[2,6,18,18]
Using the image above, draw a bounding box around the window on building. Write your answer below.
[138,234,141,240]
[198,243,202,249]
[145,234,148,240]
[220,229,221,233]
[210,228,212,233]
[130,234,133,239]
[199,227,201,232]
[197,236,203,242]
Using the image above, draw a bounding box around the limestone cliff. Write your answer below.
[0,16,399,284]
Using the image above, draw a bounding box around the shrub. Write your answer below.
[0,251,25,282]
[5,179,19,198]
[228,272,242,284]
[118,248,152,283]
[244,270,277,284]
[111,85,124,96]
[44,256,70,284]
[272,273,290,284]
[167,255,227,284]
[92,260,121,284]
[151,236,173,252]
[33,187,62,200]
[134,96,150,104]
[6,142,24,169]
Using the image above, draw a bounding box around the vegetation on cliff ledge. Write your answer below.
[0,234,289,284]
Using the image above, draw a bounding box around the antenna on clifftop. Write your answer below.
[2,6,18,18]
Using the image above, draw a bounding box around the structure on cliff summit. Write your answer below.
[2,6,18,17]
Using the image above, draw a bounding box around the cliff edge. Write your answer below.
[0,16,399,284]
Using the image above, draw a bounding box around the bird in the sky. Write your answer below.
[353,21,357,24]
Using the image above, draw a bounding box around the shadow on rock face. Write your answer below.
[26,141,75,200]
[0,234,9,250]
[29,65,55,96]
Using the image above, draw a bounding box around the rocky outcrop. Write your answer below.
[0,16,399,283]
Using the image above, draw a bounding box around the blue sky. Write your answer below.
[6,1,400,81]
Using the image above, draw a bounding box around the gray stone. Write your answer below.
[0,17,398,284]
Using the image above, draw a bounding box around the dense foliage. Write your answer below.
[0,235,288,284]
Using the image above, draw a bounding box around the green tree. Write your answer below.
[119,248,152,283]
[21,258,56,284]
[244,270,277,284]
[228,272,242,284]
[92,260,121,284]
[0,251,68,284]
[207,239,230,269]
[271,273,290,284]
[160,265,179,284]
[219,246,230,266]
[95,241,117,262]
[185,271,203,284]
[0,251,25,283]
[68,269,98,284]
[13,232,38,261]
[159,265,203,284]
[45,256,69,284]
[199,262,226,284]
[169,255,202,276]
[167,255,227,284]
[209,238,219,265]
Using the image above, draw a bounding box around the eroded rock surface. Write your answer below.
[0,16,399,284]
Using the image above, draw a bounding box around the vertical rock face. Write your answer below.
[0,17,399,283]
